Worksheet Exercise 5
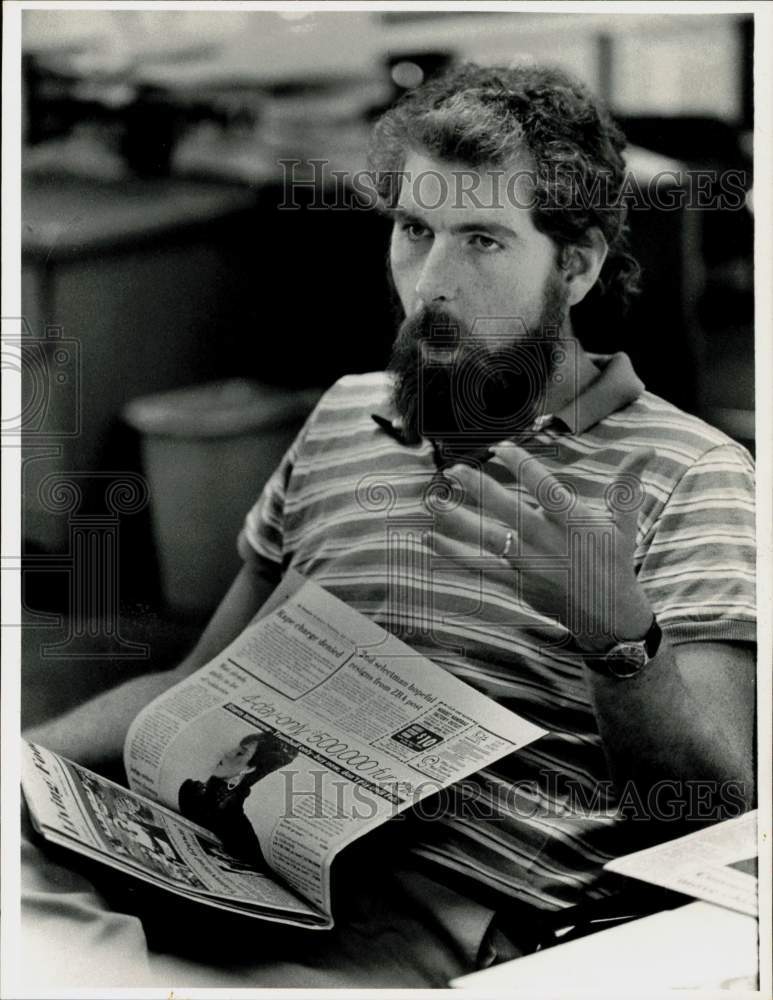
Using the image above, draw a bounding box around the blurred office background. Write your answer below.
[18,10,754,724]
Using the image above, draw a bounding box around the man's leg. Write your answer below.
[144,865,501,988]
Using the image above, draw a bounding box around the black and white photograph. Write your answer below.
[3,2,771,995]
[178,729,300,863]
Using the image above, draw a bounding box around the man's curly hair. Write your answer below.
[369,62,641,339]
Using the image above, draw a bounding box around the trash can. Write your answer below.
[124,380,323,617]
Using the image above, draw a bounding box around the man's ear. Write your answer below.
[561,227,608,307]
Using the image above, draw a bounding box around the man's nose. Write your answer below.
[415,239,459,306]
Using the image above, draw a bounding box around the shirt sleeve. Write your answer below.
[635,442,756,645]
[237,417,313,569]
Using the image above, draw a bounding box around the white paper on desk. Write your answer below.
[604,810,758,916]
[451,901,759,992]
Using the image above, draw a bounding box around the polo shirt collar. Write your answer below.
[552,351,644,434]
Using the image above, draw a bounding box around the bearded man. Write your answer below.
[25,63,756,987]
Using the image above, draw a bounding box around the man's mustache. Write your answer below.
[395,304,465,351]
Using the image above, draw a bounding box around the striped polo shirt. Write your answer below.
[240,353,756,912]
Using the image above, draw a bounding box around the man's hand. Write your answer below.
[434,444,655,650]
[430,446,756,813]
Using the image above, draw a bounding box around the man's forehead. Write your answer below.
[396,149,535,218]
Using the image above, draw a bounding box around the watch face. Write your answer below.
[605,642,648,678]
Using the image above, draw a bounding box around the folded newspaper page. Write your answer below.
[604,810,758,916]
[22,741,327,925]
[25,572,545,929]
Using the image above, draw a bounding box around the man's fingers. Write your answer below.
[433,504,528,563]
[440,446,654,545]
[491,443,578,519]
[490,443,553,496]
[441,463,541,534]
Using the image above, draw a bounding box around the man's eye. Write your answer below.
[470,234,502,252]
[401,222,431,241]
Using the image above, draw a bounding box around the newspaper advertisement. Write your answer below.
[124,574,546,918]
[604,810,758,916]
[21,741,330,925]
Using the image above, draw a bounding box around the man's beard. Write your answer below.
[387,278,569,449]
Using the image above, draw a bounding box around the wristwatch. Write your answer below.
[583,616,663,679]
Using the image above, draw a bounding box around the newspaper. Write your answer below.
[22,741,327,926]
[23,573,545,928]
[604,810,758,916]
